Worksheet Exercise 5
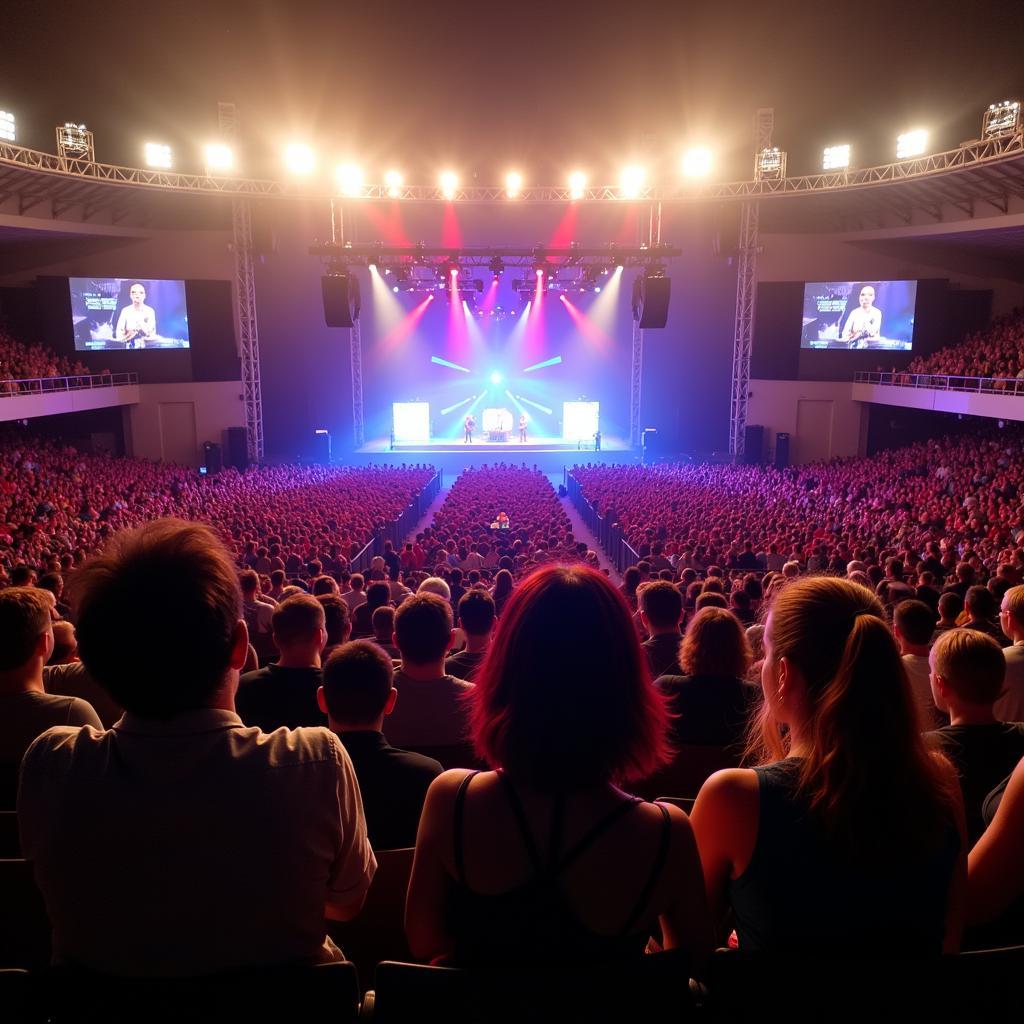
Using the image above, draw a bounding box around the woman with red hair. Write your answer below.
[405,564,711,965]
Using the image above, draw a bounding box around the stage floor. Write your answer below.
[359,434,629,454]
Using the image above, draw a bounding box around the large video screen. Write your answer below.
[70,278,190,350]
[800,280,917,351]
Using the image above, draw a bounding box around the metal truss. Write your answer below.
[310,243,681,266]
[232,198,264,461]
[630,319,644,448]
[350,319,365,448]
[729,199,759,459]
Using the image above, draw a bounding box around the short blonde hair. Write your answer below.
[1003,584,1024,628]
[931,629,1005,706]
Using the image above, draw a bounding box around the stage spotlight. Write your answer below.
[619,165,646,199]
[755,147,785,180]
[143,142,172,169]
[896,129,928,159]
[439,170,458,200]
[204,143,234,173]
[568,170,587,200]
[384,169,404,198]
[983,101,1020,139]
[335,163,364,197]
[822,144,851,170]
[284,143,316,175]
[490,371,502,385]
[392,285,399,294]
[0,110,16,142]
[681,147,712,178]
[505,170,523,198]
[489,256,505,277]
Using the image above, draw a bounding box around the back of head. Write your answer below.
[417,576,451,602]
[471,565,669,790]
[759,576,955,851]
[372,604,395,641]
[695,591,728,612]
[366,582,391,611]
[0,587,52,672]
[931,629,1005,707]
[965,584,996,621]
[938,591,964,621]
[680,607,750,678]
[322,640,394,726]
[394,592,453,666]
[272,593,325,650]
[893,599,936,647]
[1003,584,1024,632]
[49,620,78,665]
[638,580,683,631]
[70,519,241,720]
[317,594,350,646]
[239,569,260,596]
[458,589,495,637]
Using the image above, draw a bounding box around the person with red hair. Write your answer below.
[405,564,711,966]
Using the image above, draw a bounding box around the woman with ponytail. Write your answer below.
[690,577,966,952]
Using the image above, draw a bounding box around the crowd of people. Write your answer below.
[903,308,1024,384]
[0,329,90,391]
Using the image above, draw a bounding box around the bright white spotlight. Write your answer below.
[568,170,587,200]
[681,147,712,178]
[619,165,646,199]
[896,129,928,159]
[0,110,16,142]
[439,170,458,200]
[335,163,364,196]
[822,144,851,170]
[284,143,316,175]
[505,170,523,198]
[204,143,233,173]
[984,101,1021,138]
[384,169,404,198]
[490,371,502,385]
[144,142,172,169]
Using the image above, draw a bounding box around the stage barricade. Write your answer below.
[565,473,640,574]
[351,470,442,574]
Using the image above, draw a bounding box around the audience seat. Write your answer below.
[632,744,741,801]
[361,951,694,1023]
[0,860,50,971]
[0,813,19,858]
[328,847,414,989]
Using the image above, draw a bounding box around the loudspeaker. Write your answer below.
[631,276,671,329]
[202,441,222,474]
[775,431,790,469]
[743,425,765,465]
[224,426,249,470]
[712,204,741,258]
[311,430,332,464]
[322,274,361,328]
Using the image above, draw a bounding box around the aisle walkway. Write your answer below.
[401,480,450,544]
[551,474,622,585]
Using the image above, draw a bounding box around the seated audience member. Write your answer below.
[445,589,495,682]
[638,580,683,679]
[964,585,1009,644]
[342,573,367,612]
[691,577,964,952]
[18,519,375,975]
[934,592,964,638]
[371,605,401,659]
[352,581,391,638]
[319,641,442,849]
[491,569,513,617]
[418,576,452,602]
[0,588,101,807]
[655,607,757,752]
[998,584,1024,722]
[695,591,729,612]
[318,593,352,661]
[47,620,78,665]
[236,594,327,731]
[968,755,1024,946]
[385,593,472,749]
[406,565,712,965]
[43,658,122,729]
[240,569,274,658]
[893,599,945,730]
[926,629,1024,844]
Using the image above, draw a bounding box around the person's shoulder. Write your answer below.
[21,722,102,775]
[443,674,474,692]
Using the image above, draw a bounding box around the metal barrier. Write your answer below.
[353,469,443,572]
[854,370,1024,395]
[0,371,139,396]
[565,472,639,574]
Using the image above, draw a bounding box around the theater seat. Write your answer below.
[0,859,50,971]
[327,847,414,988]
[362,951,693,1023]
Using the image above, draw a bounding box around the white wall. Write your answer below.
[124,381,245,466]
[0,383,140,423]
[852,382,1024,423]
[747,379,866,464]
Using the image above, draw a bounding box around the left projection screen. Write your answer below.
[392,402,430,442]
[70,278,190,350]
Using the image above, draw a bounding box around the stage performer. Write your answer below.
[115,282,157,349]
[464,413,476,444]
[842,285,882,348]
[519,413,527,443]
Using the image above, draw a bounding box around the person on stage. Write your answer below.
[464,413,476,444]
[842,285,882,348]
[519,413,527,443]
[115,282,157,349]
[594,429,602,451]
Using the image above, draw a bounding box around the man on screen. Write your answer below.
[115,283,156,349]
[842,285,882,347]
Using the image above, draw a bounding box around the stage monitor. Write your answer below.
[800,280,917,351]
[563,401,599,442]
[392,402,430,442]
[69,278,190,351]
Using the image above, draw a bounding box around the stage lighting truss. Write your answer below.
[983,101,1021,139]
[755,147,786,180]
[56,122,94,161]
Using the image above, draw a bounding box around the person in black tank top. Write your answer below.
[405,566,713,966]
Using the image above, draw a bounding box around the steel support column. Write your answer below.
[630,318,643,448]
[231,196,263,462]
[350,318,365,448]
[729,199,759,460]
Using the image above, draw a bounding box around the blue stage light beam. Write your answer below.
[515,394,553,415]
[431,355,471,372]
[522,356,563,373]
[489,371,503,385]
[440,395,475,415]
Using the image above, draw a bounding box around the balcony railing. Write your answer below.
[854,370,1024,395]
[0,371,139,396]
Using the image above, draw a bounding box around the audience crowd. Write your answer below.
[0,330,90,391]
[904,308,1024,384]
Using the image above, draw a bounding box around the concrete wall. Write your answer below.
[0,383,140,423]
[747,379,867,464]
[852,381,1024,423]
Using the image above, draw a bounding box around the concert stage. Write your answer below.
[359,434,629,455]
